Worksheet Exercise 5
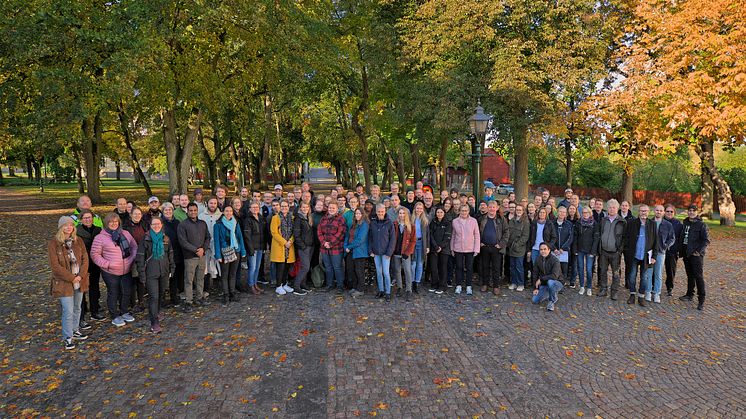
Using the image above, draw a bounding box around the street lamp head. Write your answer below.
[468,100,490,136]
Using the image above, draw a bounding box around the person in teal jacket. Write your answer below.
[213,205,246,306]
[344,208,369,298]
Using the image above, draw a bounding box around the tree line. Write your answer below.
[0,0,742,225]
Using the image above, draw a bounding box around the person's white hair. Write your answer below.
[606,199,619,209]
[161,202,175,211]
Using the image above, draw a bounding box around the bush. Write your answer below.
[575,157,621,191]
[721,168,746,196]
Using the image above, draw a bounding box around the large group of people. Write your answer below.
[49,181,711,350]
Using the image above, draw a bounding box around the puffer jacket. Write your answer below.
[135,233,175,280]
[48,238,90,297]
[507,217,530,257]
[573,220,600,255]
[90,229,137,275]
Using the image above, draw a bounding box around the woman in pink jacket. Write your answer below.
[450,205,480,295]
[91,213,138,327]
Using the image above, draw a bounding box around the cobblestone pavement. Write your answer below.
[1,190,744,418]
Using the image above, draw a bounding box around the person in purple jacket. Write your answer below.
[90,213,138,327]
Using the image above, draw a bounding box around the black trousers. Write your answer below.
[274,262,292,287]
[479,246,503,287]
[683,254,705,301]
[170,262,184,304]
[597,250,622,292]
[102,271,132,318]
[665,252,678,292]
[429,251,449,291]
[220,260,240,297]
[350,257,366,291]
[345,253,355,289]
[81,263,101,318]
[623,251,634,289]
[146,273,168,325]
[455,252,474,287]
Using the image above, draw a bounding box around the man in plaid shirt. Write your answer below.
[318,202,347,293]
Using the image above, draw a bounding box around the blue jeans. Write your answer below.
[60,290,83,340]
[532,280,563,304]
[509,256,525,286]
[531,249,540,264]
[373,255,392,294]
[322,252,344,289]
[247,250,263,286]
[411,239,424,283]
[652,252,665,295]
[627,259,653,294]
[576,252,595,288]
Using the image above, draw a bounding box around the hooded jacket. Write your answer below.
[369,215,396,256]
[507,217,530,257]
[429,217,452,255]
[135,232,176,279]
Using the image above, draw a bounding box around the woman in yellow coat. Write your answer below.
[270,200,296,295]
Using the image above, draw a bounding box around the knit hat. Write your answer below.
[58,216,75,229]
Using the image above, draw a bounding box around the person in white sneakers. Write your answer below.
[450,205,480,295]
[573,207,600,297]
[270,200,296,295]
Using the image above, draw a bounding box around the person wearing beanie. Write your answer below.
[49,216,90,350]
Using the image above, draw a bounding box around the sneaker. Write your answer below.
[508,284,516,290]
[547,301,555,311]
[150,323,162,334]
[447,282,453,288]
[385,294,391,302]
[654,294,661,303]
[679,294,693,301]
[275,286,287,295]
[283,284,294,293]
[586,288,592,296]
[434,289,444,295]
[645,291,652,302]
[72,330,88,340]
[570,283,577,289]
[697,302,704,310]
[241,262,248,270]
[335,288,344,295]
[466,286,473,295]
[130,304,144,314]
[578,287,585,295]
[293,289,309,296]
[203,292,210,299]
[79,321,92,331]
[428,288,436,293]
[91,312,106,321]
[221,295,229,307]
[182,303,193,313]
[666,289,673,297]
[121,313,135,323]
[64,339,76,350]
[455,286,462,295]
[258,279,270,285]
[516,286,524,292]
[179,292,186,300]
[112,317,126,327]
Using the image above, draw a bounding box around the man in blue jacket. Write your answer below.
[651,205,675,303]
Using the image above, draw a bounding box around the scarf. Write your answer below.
[581,215,595,227]
[106,227,131,259]
[149,229,165,260]
[64,238,80,276]
[221,216,238,250]
[279,212,293,258]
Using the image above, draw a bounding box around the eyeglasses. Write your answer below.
[665,210,674,213]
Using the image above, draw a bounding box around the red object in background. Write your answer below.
[482,148,510,184]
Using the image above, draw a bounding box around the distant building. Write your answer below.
[422,147,511,193]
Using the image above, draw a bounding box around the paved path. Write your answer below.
[1,188,744,418]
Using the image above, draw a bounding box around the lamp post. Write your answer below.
[468,100,490,203]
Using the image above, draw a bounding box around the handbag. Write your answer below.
[221,246,238,263]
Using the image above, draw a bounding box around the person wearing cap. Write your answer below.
[273,184,284,199]
[482,181,497,203]
[49,216,90,350]
[90,213,138,327]
[678,204,710,310]
[193,188,207,214]
[143,196,162,228]
[559,189,573,208]
[71,195,103,228]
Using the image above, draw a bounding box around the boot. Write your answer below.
[637,296,646,307]
[627,294,636,304]
[598,287,608,297]
[413,283,419,294]
[610,290,618,301]
[697,298,704,310]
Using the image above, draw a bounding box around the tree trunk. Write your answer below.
[700,163,714,219]
[439,137,448,192]
[350,42,372,192]
[564,136,573,187]
[0,164,4,185]
[621,165,634,204]
[33,159,42,182]
[73,146,85,193]
[117,106,152,196]
[260,95,273,189]
[513,129,530,200]
[229,142,243,188]
[200,130,217,191]
[410,140,421,183]
[115,161,121,180]
[7,166,14,177]
[162,107,202,196]
[81,111,103,203]
[26,156,33,179]
[698,138,735,226]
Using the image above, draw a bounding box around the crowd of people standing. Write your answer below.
[49,181,710,350]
